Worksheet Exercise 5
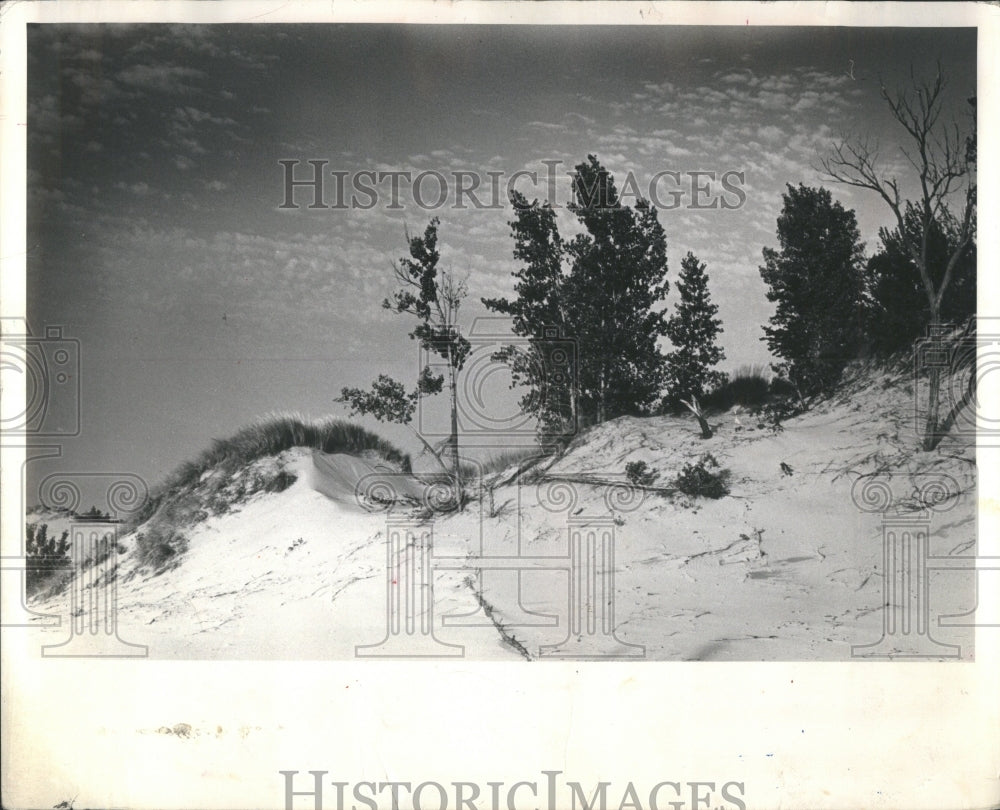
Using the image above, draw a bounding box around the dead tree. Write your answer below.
[680,396,713,439]
[821,66,976,450]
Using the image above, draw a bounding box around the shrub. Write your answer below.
[458,460,481,481]
[625,460,660,487]
[674,453,730,499]
[768,375,798,399]
[729,365,771,405]
[701,365,771,411]
[750,398,803,432]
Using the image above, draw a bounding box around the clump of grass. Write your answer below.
[459,459,481,481]
[702,364,772,411]
[264,469,297,493]
[172,414,410,487]
[674,453,730,499]
[135,414,408,525]
[134,524,189,573]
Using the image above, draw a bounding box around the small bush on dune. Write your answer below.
[768,375,798,399]
[750,397,805,432]
[674,453,730,499]
[702,365,771,411]
[625,460,660,487]
[729,365,772,405]
[458,460,481,481]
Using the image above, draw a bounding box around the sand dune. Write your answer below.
[25,361,977,661]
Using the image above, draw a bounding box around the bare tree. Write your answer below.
[679,396,713,439]
[821,66,976,450]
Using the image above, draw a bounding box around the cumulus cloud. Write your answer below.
[117,63,206,93]
[28,94,83,137]
[114,181,151,196]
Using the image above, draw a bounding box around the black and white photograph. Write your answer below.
[2,3,997,809]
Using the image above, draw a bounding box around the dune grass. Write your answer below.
[134,414,410,528]
[170,413,409,488]
[134,525,190,574]
[702,364,773,410]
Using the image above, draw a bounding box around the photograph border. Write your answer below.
[2,3,998,809]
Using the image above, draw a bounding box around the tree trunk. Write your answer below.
[921,313,943,451]
[922,365,943,451]
[448,358,462,509]
[408,426,453,477]
[597,363,606,424]
[569,359,578,434]
[680,398,712,440]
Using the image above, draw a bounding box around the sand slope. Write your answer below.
[26,363,977,661]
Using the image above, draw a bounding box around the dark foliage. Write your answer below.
[701,365,771,411]
[759,184,867,395]
[25,523,71,596]
[866,202,976,355]
[484,155,671,436]
[483,193,575,442]
[625,460,660,487]
[663,252,726,408]
[674,453,730,499]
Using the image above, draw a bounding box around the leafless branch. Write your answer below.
[821,66,974,320]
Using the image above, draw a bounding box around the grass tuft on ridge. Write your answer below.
[133,413,410,533]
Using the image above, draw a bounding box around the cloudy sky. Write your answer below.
[25,23,976,498]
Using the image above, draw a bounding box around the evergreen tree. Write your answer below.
[759,184,867,395]
[25,523,71,595]
[564,156,670,423]
[482,192,575,443]
[664,252,726,408]
[484,155,671,433]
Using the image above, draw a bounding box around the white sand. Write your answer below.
[25,363,977,662]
